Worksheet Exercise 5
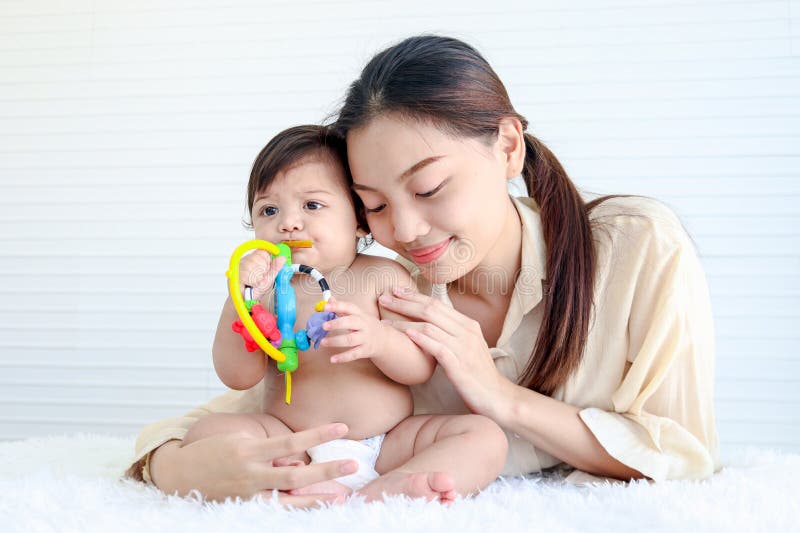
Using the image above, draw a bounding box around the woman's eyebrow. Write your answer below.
[352,155,444,191]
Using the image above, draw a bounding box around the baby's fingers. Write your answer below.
[267,254,286,274]
[321,314,363,333]
[321,330,364,349]
[323,300,361,316]
[330,347,368,364]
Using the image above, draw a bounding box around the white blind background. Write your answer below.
[0,0,798,453]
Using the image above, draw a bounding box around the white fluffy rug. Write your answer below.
[1,434,798,532]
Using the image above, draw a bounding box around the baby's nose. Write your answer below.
[278,211,303,232]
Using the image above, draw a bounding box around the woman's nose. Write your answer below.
[391,207,429,244]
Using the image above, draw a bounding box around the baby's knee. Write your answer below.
[183,413,266,444]
[460,414,508,454]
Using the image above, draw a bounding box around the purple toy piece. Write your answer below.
[306,311,336,349]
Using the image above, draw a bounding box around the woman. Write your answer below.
[127,35,718,504]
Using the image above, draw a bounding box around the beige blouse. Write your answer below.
[128,195,719,483]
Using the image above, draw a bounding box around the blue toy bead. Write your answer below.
[295,330,310,351]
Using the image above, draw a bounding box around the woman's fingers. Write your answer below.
[406,327,456,365]
[258,423,348,460]
[378,290,464,333]
[385,319,445,338]
[384,317,458,366]
[252,424,359,492]
[261,491,344,508]
[264,461,358,491]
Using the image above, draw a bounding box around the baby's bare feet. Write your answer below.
[289,479,353,498]
[358,471,457,503]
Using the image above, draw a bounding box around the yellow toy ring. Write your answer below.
[225,239,287,364]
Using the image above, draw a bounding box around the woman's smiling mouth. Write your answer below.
[408,237,453,264]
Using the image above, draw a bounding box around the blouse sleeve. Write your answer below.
[124,382,263,482]
[578,211,720,481]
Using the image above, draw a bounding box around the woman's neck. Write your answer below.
[450,197,522,305]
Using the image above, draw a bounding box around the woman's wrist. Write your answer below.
[480,374,525,428]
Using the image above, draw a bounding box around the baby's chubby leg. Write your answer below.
[182,413,306,466]
[361,414,508,503]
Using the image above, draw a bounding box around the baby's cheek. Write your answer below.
[367,222,392,247]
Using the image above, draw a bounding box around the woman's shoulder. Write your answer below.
[588,195,693,250]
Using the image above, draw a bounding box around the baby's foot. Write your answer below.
[358,471,457,503]
[289,480,353,498]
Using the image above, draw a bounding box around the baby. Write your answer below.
[182,125,508,502]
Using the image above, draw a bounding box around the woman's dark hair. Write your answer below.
[244,124,371,247]
[333,35,605,395]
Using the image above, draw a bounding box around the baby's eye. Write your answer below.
[365,204,386,214]
[304,201,323,210]
[262,206,278,217]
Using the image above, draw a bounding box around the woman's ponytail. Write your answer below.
[518,134,595,395]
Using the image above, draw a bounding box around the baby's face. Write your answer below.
[251,156,361,274]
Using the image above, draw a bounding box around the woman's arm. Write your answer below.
[493,382,645,479]
[380,287,647,479]
[124,384,358,504]
[147,424,359,504]
[383,237,718,482]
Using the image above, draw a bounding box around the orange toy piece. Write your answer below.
[232,304,281,352]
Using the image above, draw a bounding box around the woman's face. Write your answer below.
[347,114,520,284]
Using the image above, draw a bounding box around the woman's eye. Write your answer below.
[305,201,323,210]
[416,180,447,198]
[262,206,278,216]
[365,204,386,214]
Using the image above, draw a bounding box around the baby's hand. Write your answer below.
[319,300,386,363]
[239,251,285,300]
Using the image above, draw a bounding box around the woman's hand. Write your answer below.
[377,287,514,418]
[148,423,358,506]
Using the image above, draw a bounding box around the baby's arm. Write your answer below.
[323,258,435,385]
[212,252,284,390]
[212,295,268,390]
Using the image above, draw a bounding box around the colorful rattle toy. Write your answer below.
[226,239,334,404]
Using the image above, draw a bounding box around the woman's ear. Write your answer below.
[356,227,368,238]
[496,117,525,179]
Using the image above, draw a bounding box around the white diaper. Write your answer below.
[306,434,386,490]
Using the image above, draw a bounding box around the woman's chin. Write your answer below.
[416,260,466,286]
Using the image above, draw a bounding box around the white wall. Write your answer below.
[0,0,798,453]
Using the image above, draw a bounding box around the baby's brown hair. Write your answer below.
[244,124,369,239]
